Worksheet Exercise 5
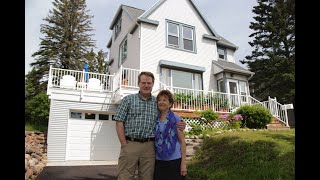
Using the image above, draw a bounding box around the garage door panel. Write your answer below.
[66,118,120,161]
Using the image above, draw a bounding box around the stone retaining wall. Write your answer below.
[25,131,48,180]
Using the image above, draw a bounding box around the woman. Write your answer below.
[154,90,187,180]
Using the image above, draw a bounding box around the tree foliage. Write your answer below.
[25,91,50,126]
[31,0,96,77]
[97,50,108,74]
[241,0,295,104]
[25,0,102,127]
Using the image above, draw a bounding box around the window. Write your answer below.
[119,38,127,67]
[167,22,179,47]
[166,20,195,52]
[239,82,247,96]
[217,47,226,60]
[85,113,96,120]
[182,26,194,51]
[161,68,202,90]
[239,81,248,103]
[70,112,82,119]
[218,80,225,93]
[115,18,122,39]
[70,111,114,121]
[99,114,109,120]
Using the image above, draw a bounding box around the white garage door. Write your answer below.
[66,112,120,161]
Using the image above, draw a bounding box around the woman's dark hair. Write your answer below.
[157,90,174,108]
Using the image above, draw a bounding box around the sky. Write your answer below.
[25,0,257,74]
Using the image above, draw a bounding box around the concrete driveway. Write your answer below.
[35,165,118,180]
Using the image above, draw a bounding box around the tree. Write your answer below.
[241,0,295,104]
[25,92,50,127]
[31,0,96,79]
[85,48,97,72]
[96,49,108,74]
[26,0,96,127]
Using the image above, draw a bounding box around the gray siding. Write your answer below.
[109,8,141,75]
[47,99,118,162]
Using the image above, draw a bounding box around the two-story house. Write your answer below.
[45,0,292,164]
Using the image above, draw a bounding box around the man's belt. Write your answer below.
[125,136,155,143]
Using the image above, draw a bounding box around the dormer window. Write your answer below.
[115,18,122,39]
[166,20,196,52]
[217,46,226,60]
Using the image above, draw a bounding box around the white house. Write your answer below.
[45,0,292,163]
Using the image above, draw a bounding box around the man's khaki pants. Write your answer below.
[117,141,155,180]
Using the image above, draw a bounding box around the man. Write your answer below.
[113,71,186,180]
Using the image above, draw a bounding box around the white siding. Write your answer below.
[140,0,216,91]
[47,99,118,162]
[226,49,235,63]
[49,89,114,104]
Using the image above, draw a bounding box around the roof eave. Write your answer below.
[217,41,238,50]
[107,38,112,48]
[109,5,123,30]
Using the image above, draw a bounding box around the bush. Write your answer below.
[189,123,203,135]
[196,109,219,125]
[235,104,272,129]
[25,92,50,127]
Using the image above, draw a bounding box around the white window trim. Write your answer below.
[166,20,196,52]
[217,46,227,60]
[167,22,180,48]
[161,68,202,90]
[226,79,238,94]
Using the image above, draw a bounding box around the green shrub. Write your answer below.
[189,123,203,135]
[196,109,219,123]
[25,92,50,127]
[235,104,272,129]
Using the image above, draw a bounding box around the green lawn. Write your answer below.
[187,129,295,180]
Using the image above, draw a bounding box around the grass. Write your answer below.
[25,122,48,132]
[187,129,295,180]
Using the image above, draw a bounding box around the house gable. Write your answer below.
[140,0,219,37]
[108,5,145,74]
[138,0,237,58]
[138,0,222,91]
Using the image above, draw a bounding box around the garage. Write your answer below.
[66,111,120,161]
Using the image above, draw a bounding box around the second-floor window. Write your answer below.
[217,46,226,60]
[166,20,195,52]
[115,18,122,39]
[119,38,127,67]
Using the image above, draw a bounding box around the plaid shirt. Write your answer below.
[113,93,159,138]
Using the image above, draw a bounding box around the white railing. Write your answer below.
[262,97,292,127]
[47,66,292,126]
[48,65,114,93]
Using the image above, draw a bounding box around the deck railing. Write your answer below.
[48,65,114,93]
[47,66,292,125]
